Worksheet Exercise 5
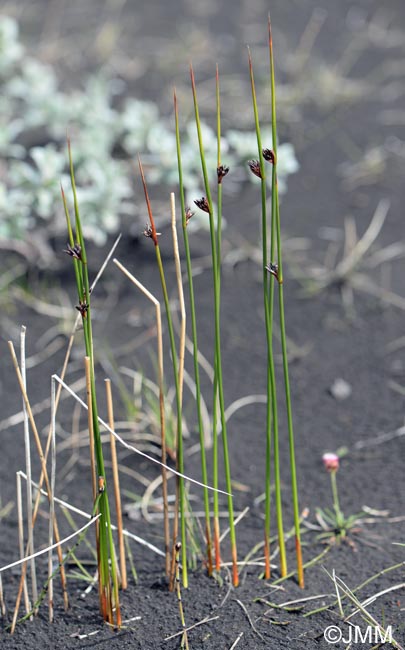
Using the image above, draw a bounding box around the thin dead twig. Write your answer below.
[233,599,265,642]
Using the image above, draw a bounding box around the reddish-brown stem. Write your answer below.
[296,536,304,588]
[138,157,159,246]
[231,546,239,588]
[213,517,221,572]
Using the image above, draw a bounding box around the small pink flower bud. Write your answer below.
[322,452,339,472]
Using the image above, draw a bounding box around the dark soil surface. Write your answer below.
[2,0,405,648]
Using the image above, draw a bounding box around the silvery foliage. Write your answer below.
[0,17,299,249]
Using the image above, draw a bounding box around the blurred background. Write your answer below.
[1,0,404,279]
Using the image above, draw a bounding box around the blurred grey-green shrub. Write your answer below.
[0,16,299,258]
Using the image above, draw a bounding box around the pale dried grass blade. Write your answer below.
[16,472,30,616]
[20,326,37,606]
[48,376,57,622]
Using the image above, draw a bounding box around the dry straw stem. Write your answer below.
[20,326,37,606]
[11,522,30,632]
[7,340,68,630]
[170,192,187,586]
[0,575,5,617]
[48,376,56,623]
[16,472,30,616]
[105,378,127,590]
[113,258,170,576]
[171,193,186,408]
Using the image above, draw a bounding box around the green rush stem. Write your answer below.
[249,49,286,579]
[212,368,220,570]
[61,184,83,298]
[190,65,238,586]
[269,18,304,588]
[269,164,286,577]
[154,245,187,588]
[67,144,120,622]
[212,65,223,571]
[174,91,212,575]
[216,64,223,268]
[274,185,303,587]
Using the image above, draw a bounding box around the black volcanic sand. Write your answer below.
[2,0,405,648]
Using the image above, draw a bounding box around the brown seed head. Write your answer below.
[194,196,210,214]
[185,207,194,225]
[217,164,230,184]
[75,300,89,318]
[262,148,276,164]
[63,242,82,261]
[265,262,279,282]
[143,224,161,240]
[248,159,262,179]
[138,156,160,246]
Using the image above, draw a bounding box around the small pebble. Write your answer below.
[329,378,352,400]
